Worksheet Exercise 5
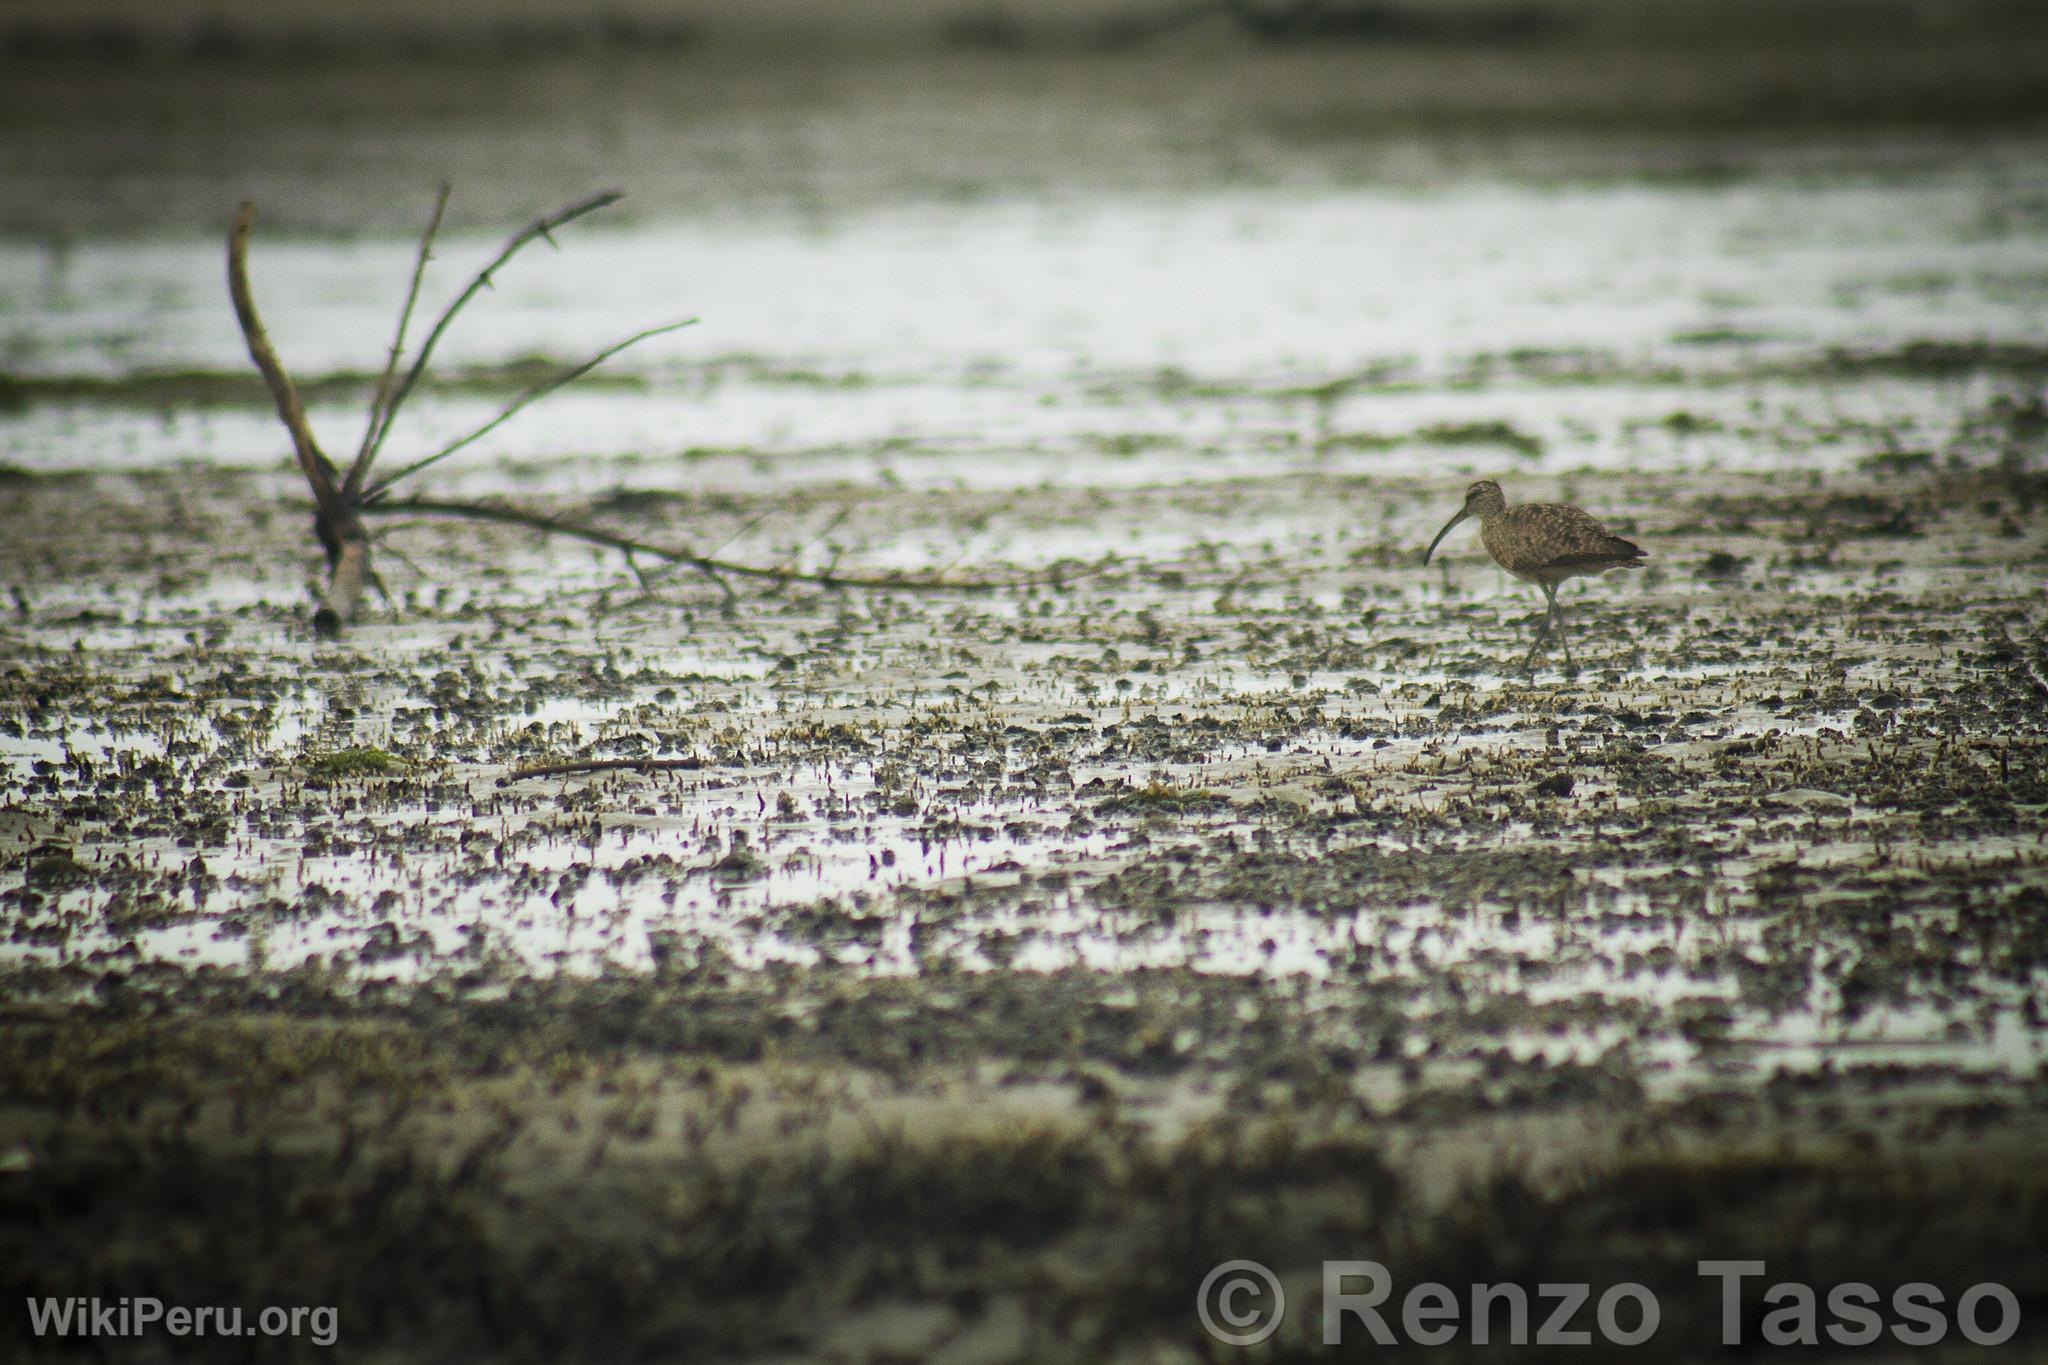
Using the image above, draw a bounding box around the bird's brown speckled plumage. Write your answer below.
[1423,479,1645,662]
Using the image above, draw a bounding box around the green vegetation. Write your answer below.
[301,746,403,779]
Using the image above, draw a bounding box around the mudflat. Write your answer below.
[3,21,2047,1362]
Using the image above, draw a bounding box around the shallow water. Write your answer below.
[6,175,2044,481]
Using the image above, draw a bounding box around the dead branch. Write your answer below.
[500,758,706,783]
[361,190,623,469]
[228,201,371,635]
[231,187,1067,635]
[360,496,1049,592]
[231,189,686,635]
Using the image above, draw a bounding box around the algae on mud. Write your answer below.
[5,17,2048,1363]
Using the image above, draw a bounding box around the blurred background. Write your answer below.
[3,0,2045,236]
[3,0,2041,52]
[3,0,2043,480]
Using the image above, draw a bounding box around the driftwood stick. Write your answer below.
[358,496,1044,592]
[361,318,696,501]
[363,190,624,467]
[350,183,450,497]
[501,758,705,783]
[228,201,371,635]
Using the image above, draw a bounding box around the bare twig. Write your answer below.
[361,318,696,501]
[501,758,706,783]
[706,504,784,559]
[362,190,624,468]
[359,496,1041,592]
[350,183,450,497]
[771,506,852,576]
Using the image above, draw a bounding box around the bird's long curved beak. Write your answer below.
[1422,507,1469,566]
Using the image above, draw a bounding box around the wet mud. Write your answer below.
[5,430,2045,1359]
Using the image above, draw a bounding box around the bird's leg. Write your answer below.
[1521,586,1552,670]
[1546,584,1573,664]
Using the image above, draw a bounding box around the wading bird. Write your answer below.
[1422,479,1645,664]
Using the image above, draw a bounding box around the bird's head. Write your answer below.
[1424,480,1507,565]
[1462,479,1507,517]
